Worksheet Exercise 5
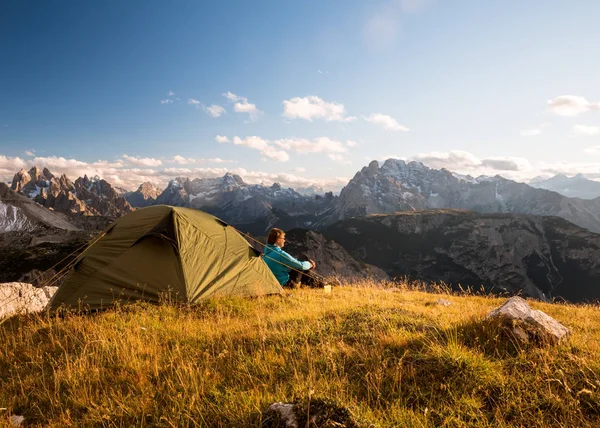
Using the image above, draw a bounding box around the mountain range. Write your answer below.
[8,161,600,234]
[530,173,600,199]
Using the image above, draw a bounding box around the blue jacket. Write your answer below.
[263,244,311,285]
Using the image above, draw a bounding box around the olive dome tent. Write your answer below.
[48,205,283,311]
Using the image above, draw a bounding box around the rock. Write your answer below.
[10,415,24,427]
[0,283,57,319]
[434,298,452,306]
[486,296,571,344]
[263,399,358,428]
[265,403,298,428]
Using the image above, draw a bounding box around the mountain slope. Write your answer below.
[324,209,600,302]
[0,183,79,232]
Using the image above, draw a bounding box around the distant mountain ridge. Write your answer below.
[530,173,600,199]
[6,160,600,234]
[10,167,133,217]
[333,159,600,233]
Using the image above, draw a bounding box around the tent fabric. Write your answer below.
[48,205,283,311]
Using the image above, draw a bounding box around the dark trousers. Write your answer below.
[284,267,323,288]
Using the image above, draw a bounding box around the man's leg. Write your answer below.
[298,267,325,288]
[285,269,302,288]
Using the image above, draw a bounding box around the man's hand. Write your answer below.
[309,259,316,269]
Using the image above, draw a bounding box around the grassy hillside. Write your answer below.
[1,282,599,427]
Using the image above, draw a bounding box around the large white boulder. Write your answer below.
[0,282,57,319]
[486,296,571,344]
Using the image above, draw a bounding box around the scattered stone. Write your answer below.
[434,298,452,306]
[10,415,24,427]
[264,403,298,428]
[0,282,57,319]
[486,296,570,344]
[263,399,358,428]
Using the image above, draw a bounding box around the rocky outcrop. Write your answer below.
[283,229,389,282]
[0,283,57,319]
[324,209,600,302]
[125,182,162,207]
[486,296,571,344]
[334,159,600,233]
[10,167,133,217]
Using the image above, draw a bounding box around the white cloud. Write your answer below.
[411,150,481,170]
[291,167,306,173]
[328,153,352,164]
[204,105,226,118]
[171,155,196,165]
[24,150,35,157]
[282,96,355,122]
[480,157,531,171]
[274,137,348,154]
[0,155,27,180]
[122,155,163,167]
[584,146,600,154]
[223,92,262,121]
[231,136,290,162]
[547,95,600,117]
[160,99,173,104]
[168,91,175,97]
[215,135,230,144]
[223,92,243,102]
[364,113,409,131]
[520,123,550,137]
[346,140,358,147]
[573,125,600,136]
[520,128,542,137]
[205,158,236,164]
[188,98,201,106]
[405,150,536,181]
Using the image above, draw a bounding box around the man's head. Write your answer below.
[267,228,286,248]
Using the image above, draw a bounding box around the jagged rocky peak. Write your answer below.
[125,182,162,208]
[8,166,133,217]
[138,181,161,196]
[270,182,282,191]
[222,172,244,187]
[11,168,31,192]
[366,160,379,174]
[42,167,54,181]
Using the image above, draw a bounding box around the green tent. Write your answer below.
[48,205,283,311]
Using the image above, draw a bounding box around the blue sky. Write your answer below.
[1,0,600,191]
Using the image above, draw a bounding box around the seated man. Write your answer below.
[263,228,317,288]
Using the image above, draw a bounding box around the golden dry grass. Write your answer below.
[1,280,599,427]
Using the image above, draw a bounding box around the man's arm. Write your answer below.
[277,249,312,271]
